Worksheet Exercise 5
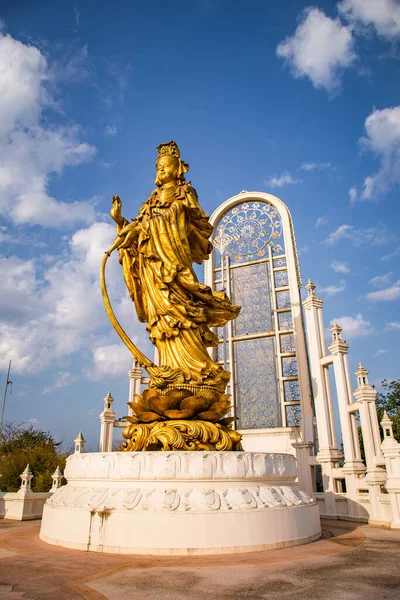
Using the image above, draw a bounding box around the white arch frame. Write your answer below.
[205,191,314,444]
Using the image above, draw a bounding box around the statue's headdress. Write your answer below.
[156,141,189,185]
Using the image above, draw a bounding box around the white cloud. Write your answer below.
[330,314,371,339]
[326,224,353,245]
[91,344,133,378]
[367,281,400,301]
[316,216,328,228]
[338,0,400,40]
[318,280,346,297]
[386,321,400,331]
[265,171,301,188]
[374,349,389,357]
[382,246,400,261]
[276,7,356,93]
[0,32,96,227]
[331,260,350,273]
[43,371,75,394]
[325,223,390,246]
[348,186,357,204]
[301,162,332,171]
[0,222,148,374]
[104,124,117,136]
[369,272,392,288]
[357,106,400,200]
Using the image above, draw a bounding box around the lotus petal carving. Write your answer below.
[164,409,195,419]
[127,388,234,426]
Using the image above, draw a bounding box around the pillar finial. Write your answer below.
[104,391,114,411]
[50,466,64,492]
[74,431,85,454]
[330,321,342,342]
[355,363,369,387]
[305,279,316,295]
[19,464,33,493]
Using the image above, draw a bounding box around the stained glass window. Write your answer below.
[235,338,280,429]
[231,263,273,336]
[211,198,302,431]
[276,290,291,309]
[282,357,298,377]
[286,404,301,427]
[284,379,300,403]
[214,202,284,266]
[278,311,293,331]
[274,269,289,288]
[280,333,296,353]
[273,257,287,268]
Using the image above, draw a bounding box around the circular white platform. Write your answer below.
[40,451,321,555]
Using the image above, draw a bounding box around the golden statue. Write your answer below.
[101,141,241,451]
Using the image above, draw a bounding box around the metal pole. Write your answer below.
[1,360,12,430]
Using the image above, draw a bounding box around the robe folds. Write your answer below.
[119,183,240,388]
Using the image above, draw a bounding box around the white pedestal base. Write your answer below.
[40,451,321,555]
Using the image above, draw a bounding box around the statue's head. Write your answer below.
[155,141,189,187]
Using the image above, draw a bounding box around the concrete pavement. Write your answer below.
[0,520,399,599]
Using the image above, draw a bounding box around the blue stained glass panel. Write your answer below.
[286,404,301,426]
[278,311,293,331]
[235,337,281,429]
[280,333,296,353]
[282,357,298,377]
[231,263,273,336]
[274,269,289,288]
[284,379,300,402]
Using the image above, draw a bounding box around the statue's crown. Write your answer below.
[157,141,181,159]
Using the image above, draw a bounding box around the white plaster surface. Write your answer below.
[40,451,321,554]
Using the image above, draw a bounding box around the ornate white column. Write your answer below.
[128,361,143,416]
[354,364,385,471]
[329,324,365,475]
[354,364,386,524]
[303,282,341,514]
[99,392,116,452]
[381,412,400,529]
[328,323,366,520]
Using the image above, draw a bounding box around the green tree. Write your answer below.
[0,423,67,492]
[376,379,400,443]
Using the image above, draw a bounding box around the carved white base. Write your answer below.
[40,451,321,555]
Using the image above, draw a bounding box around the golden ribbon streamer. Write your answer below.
[100,246,155,370]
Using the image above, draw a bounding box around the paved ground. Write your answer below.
[0,519,399,599]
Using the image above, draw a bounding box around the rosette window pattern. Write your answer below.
[122,388,242,452]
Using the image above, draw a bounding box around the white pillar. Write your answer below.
[329,323,365,475]
[74,431,85,454]
[128,361,143,416]
[99,391,116,452]
[328,324,366,521]
[354,364,385,470]
[381,412,400,529]
[303,281,341,516]
[354,364,387,524]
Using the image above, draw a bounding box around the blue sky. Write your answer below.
[0,0,399,450]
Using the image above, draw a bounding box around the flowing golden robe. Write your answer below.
[118,182,240,392]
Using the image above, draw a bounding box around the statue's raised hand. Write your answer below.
[110,195,123,226]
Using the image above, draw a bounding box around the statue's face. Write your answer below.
[156,155,179,186]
